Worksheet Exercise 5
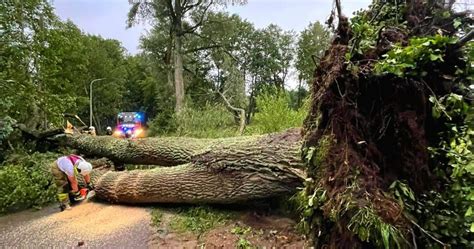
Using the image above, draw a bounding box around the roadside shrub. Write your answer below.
[176,104,238,138]
[0,152,58,214]
[0,116,16,162]
[247,91,307,134]
[147,108,177,136]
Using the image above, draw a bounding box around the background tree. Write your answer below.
[1,0,136,136]
[127,0,247,113]
[245,25,295,122]
[191,12,253,121]
[294,21,330,107]
[1,0,60,129]
[138,10,298,129]
[79,35,128,132]
[295,21,330,86]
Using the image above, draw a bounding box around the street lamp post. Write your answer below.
[90,78,106,128]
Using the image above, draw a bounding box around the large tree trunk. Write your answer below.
[173,0,185,113]
[95,158,301,204]
[174,34,185,113]
[62,129,306,204]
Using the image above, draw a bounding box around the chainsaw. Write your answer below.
[75,188,96,202]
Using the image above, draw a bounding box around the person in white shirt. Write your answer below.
[50,154,93,211]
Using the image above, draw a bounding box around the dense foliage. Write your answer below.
[375,34,474,248]
[247,90,307,134]
[1,0,132,135]
[149,103,236,138]
[296,22,331,85]
[0,152,59,214]
[422,93,473,247]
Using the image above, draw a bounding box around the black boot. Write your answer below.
[59,202,71,211]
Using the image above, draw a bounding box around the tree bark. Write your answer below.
[61,129,306,204]
[95,154,303,204]
[173,0,185,113]
[174,34,185,113]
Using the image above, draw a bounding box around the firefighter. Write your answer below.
[88,126,97,136]
[50,154,94,211]
[106,126,113,135]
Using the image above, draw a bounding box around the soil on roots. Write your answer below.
[302,1,468,247]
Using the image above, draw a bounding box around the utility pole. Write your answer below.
[90,78,106,127]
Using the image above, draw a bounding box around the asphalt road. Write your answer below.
[0,202,153,248]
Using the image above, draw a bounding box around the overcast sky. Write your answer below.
[52,0,371,55]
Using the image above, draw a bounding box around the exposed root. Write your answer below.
[301,0,471,247]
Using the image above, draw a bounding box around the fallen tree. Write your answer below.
[62,128,306,204]
[6,1,470,247]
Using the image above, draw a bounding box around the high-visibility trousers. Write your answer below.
[50,161,70,205]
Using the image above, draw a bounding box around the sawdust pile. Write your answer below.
[48,202,149,238]
[0,202,152,247]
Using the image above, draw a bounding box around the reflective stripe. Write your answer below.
[66,154,83,177]
[58,193,69,202]
[73,166,79,177]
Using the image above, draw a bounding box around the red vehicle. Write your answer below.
[112,112,145,138]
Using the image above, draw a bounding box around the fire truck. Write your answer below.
[112,112,146,138]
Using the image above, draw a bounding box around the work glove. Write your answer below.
[70,191,85,202]
[87,182,95,191]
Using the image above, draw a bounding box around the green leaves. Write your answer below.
[1,0,58,126]
[453,18,462,29]
[295,21,330,84]
[375,35,456,77]
[0,152,59,214]
[0,116,16,146]
[421,92,474,246]
[305,147,316,164]
[246,90,307,134]
[2,0,132,132]
[346,2,406,61]
[390,181,415,203]
[429,53,443,61]
[169,103,236,138]
[348,206,406,249]
[231,226,252,236]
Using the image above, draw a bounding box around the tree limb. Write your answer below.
[181,0,213,35]
[184,44,221,54]
[335,0,342,19]
[218,91,246,135]
[183,0,203,12]
[166,0,177,22]
[14,124,63,139]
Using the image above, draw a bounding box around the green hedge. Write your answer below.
[0,152,58,214]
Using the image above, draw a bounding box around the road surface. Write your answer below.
[0,202,152,248]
